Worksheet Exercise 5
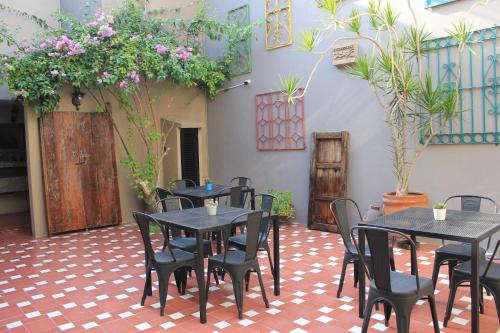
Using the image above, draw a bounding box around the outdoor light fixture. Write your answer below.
[71,87,85,111]
[217,79,251,93]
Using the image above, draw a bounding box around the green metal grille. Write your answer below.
[228,4,252,76]
[424,25,499,145]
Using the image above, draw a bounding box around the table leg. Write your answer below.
[196,232,207,323]
[358,229,365,318]
[272,216,280,296]
[470,241,480,333]
[250,189,256,210]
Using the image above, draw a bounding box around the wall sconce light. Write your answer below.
[71,87,85,111]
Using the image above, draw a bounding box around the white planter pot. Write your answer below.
[433,208,446,221]
[206,206,217,216]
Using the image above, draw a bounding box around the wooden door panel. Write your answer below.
[89,112,121,228]
[308,132,349,233]
[41,111,121,234]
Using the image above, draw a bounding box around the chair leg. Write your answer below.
[158,273,169,316]
[448,260,457,287]
[395,309,411,333]
[245,271,251,291]
[428,294,440,333]
[264,244,275,278]
[173,269,184,295]
[337,257,348,298]
[354,262,359,288]
[480,286,485,314]
[431,258,442,288]
[390,256,396,271]
[205,266,212,301]
[383,302,392,327]
[141,267,152,306]
[213,269,220,285]
[444,279,459,327]
[361,295,376,333]
[256,265,269,308]
[232,277,244,319]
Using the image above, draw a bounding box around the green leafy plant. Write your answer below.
[204,178,213,184]
[433,202,447,209]
[0,1,254,211]
[264,189,295,220]
[281,0,488,196]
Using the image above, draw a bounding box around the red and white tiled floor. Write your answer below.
[0,213,498,333]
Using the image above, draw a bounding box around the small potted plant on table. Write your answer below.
[206,199,218,216]
[205,178,213,191]
[433,203,447,221]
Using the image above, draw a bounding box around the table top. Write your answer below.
[360,207,500,243]
[150,205,254,233]
[171,184,252,200]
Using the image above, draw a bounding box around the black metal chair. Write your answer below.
[173,179,196,190]
[216,186,248,208]
[155,197,213,257]
[431,195,497,287]
[331,198,395,298]
[228,194,278,288]
[351,226,440,333]
[230,176,252,188]
[205,211,269,319]
[133,212,196,316]
[444,240,500,327]
[156,187,173,202]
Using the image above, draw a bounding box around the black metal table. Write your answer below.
[358,207,500,333]
[171,184,256,209]
[150,205,280,324]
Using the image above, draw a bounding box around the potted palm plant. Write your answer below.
[433,202,447,221]
[281,0,481,214]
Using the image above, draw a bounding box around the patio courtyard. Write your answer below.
[0,214,498,333]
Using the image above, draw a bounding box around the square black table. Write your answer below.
[358,207,500,333]
[150,205,280,324]
[171,184,256,209]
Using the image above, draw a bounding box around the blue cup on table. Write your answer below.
[206,183,213,191]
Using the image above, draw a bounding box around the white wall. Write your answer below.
[205,0,500,225]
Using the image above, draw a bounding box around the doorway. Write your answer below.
[180,128,200,186]
[0,100,30,234]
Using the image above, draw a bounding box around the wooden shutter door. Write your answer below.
[308,132,349,232]
[41,111,121,234]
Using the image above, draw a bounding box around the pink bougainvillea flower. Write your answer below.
[98,24,116,38]
[146,34,153,40]
[97,79,103,84]
[155,44,168,55]
[103,71,110,78]
[39,42,47,49]
[119,80,128,89]
[50,70,59,76]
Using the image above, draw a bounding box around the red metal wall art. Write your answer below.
[255,90,306,151]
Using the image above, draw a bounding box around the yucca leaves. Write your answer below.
[298,30,319,52]
[279,74,302,104]
[348,55,375,82]
[347,9,361,35]
[315,0,342,17]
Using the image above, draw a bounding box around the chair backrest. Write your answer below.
[223,211,263,263]
[155,197,194,238]
[484,239,500,278]
[173,179,196,190]
[133,211,176,263]
[231,176,252,187]
[351,226,420,293]
[217,186,247,208]
[330,198,362,254]
[253,194,278,243]
[445,195,498,213]
[156,187,173,211]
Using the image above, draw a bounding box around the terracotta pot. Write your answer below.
[382,191,429,215]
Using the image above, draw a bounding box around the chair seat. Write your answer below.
[154,248,195,264]
[229,234,268,249]
[435,243,486,261]
[371,271,434,296]
[170,237,211,253]
[209,250,248,266]
[454,260,500,282]
[347,244,371,256]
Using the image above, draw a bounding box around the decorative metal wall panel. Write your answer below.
[228,4,252,76]
[255,90,306,151]
[423,26,499,144]
[265,0,293,50]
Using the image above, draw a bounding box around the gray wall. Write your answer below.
[205,0,500,225]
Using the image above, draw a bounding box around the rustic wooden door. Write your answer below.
[308,132,349,232]
[41,112,121,234]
